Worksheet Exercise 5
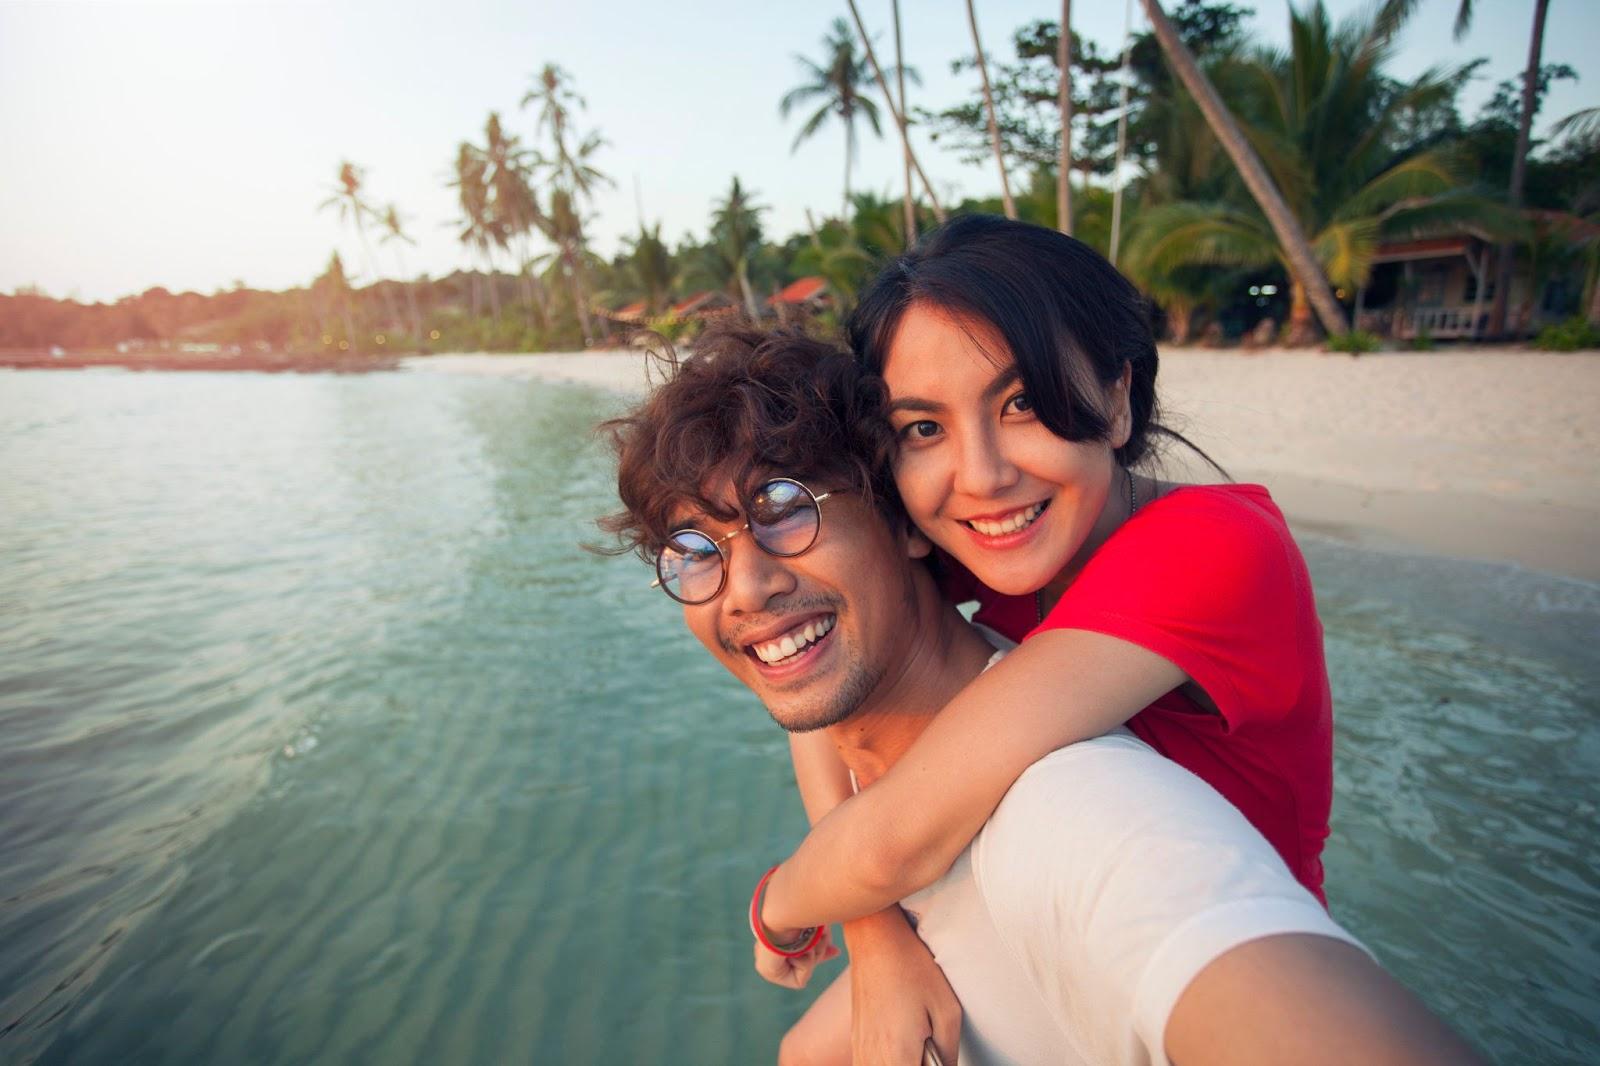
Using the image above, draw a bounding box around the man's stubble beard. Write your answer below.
[765,653,883,734]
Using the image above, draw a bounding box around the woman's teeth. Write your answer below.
[965,502,1045,537]
[753,615,835,665]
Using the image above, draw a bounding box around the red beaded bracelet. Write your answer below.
[749,865,825,958]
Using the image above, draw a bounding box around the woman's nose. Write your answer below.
[953,425,1020,499]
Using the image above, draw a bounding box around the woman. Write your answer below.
[763,215,1335,1064]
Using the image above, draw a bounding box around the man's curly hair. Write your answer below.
[597,325,900,562]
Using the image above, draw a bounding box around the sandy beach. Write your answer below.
[406,348,1600,583]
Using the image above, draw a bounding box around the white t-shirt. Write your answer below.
[899,728,1364,1066]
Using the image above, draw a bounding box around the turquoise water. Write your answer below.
[1,369,1596,1064]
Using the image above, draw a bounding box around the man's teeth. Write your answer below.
[754,615,835,664]
[966,502,1045,537]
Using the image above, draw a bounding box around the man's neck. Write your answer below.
[825,582,998,790]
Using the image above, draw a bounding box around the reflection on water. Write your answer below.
[1,369,1596,1065]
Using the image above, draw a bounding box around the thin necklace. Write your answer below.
[1036,468,1138,625]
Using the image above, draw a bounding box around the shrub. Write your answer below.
[1410,327,1435,352]
[1534,317,1600,351]
[1325,330,1382,354]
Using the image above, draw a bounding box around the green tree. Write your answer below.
[310,250,358,348]
[964,0,1017,218]
[377,203,424,339]
[626,222,675,314]
[780,18,886,222]
[448,141,499,319]
[710,176,768,320]
[522,64,611,345]
[318,161,400,330]
[483,112,549,325]
[1127,1,1515,342]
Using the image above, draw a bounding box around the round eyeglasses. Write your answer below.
[652,478,838,605]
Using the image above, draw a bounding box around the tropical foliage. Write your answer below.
[1126,3,1517,339]
[13,2,1599,356]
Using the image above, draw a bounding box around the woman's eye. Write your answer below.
[899,420,941,441]
[1004,392,1033,415]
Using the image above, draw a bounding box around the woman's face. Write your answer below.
[881,301,1130,597]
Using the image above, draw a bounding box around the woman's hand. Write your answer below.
[845,909,962,1066]
[753,925,841,990]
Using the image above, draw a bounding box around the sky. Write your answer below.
[2,0,1596,304]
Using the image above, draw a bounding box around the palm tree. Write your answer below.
[792,211,875,315]
[842,1,947,228]
[377,203,424,339]
[318,160,400,330]
[711,176,768,320]
[448,141,498,319]
[1139,0,1349,337]
[1126,1,1514,342]
[781,18,885,222]
[311,251,358,349]
[626,222,675,315]
[965,0,1017,219]
[522,64,610,345]
[1490,0,1551,336]
[893,1,915,245]
[1385,0,1552,337]
[482,112,549,324]
[1058,0,1074,235]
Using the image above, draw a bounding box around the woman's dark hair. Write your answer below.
[849,213,1212,471]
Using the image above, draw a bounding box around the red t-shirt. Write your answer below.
[945,484,1331,902]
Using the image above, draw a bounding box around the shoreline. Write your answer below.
[0,348,400,374]
[405,349,1600,584]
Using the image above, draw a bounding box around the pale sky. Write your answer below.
[2,0,1596,303]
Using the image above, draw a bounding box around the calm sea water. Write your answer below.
[2,369,1597,1065]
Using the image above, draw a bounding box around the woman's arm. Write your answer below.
[773,732,965,1066]
[761,628,1187,936]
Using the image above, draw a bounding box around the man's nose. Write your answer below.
[953,424,1020,499]
[721,539,796,614]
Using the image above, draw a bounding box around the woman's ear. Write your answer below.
[1110,363,1134,449]
[905,524,933,560]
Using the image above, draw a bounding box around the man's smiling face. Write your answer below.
[674,476,927,733]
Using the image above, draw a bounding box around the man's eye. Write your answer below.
[899,420,941,441]
[1004,393,1033,415]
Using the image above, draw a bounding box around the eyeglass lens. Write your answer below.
[656,479,822,604]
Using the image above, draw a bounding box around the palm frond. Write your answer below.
[1334,153,1458,221]
[1310,217,1380,289]
[1123,202,1279,281]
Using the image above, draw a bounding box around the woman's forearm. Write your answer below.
[763,629,1187,933]
[788,731,854,826]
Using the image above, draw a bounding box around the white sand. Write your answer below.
[404,348,1600,582]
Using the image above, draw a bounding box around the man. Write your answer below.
[600,327,1482,1066]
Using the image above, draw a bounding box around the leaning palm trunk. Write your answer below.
[894,0,916,246]
[1141,0,1349,338]
[565,245,595,346]
[966,0,1016,219]
[737,262,761,322]
[356,225,402,331]
[1489,0,1549,338]
[1057,0,1073,235]
[845,0,947,224]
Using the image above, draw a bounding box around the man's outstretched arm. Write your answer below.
[1167,933,1484,1066]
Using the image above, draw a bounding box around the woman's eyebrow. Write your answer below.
[885,394,942,414]
[980,365,1022,401]
[887,366,1021,414]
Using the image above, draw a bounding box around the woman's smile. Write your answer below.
[883,301,1125,597]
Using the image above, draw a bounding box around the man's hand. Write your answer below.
[846,912,962,1066]
[753,926,841,990]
